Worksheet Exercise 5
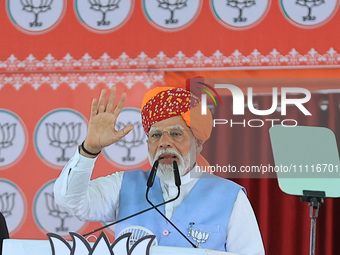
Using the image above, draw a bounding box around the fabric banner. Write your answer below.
[0,0,340,72]
[1,0,340,252]
[0,72,164,240]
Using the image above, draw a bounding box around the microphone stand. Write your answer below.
[84,160,197,249]
[82,160,166,237]
[83,188,180,237]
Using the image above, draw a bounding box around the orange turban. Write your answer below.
[141,86,213,144]
[141,86,213,169]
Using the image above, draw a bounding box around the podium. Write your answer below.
[3,239,239,255]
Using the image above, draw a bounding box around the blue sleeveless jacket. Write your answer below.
[116,169,243,251]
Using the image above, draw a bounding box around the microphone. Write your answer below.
[173,160,181,187]
[146,160,197,248]
[82,160,174,238]
[147,160,159,187]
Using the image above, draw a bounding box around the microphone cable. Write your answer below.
[145,160,197,248]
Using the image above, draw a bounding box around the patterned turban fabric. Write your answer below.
[141,86,213,142]
[141,86,213,169]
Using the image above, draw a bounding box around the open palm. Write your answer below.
[82,87,134,156]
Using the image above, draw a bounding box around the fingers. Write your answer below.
[97,89,107,113]
[92,86,127,117]
[105,86,116,113]
[112,92,127,118]
[90,98,98,118]
[115,124,134,140]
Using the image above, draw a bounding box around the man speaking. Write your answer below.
[54,85,265,254]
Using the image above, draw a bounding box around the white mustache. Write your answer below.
[153,148,182,164]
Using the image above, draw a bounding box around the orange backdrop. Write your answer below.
[0,0,340,248]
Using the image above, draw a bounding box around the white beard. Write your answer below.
[148,144,197,182]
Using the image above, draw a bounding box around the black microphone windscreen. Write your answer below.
[173,160,181,187]
[147,160,159,187]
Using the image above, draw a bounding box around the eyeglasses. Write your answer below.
[148,128,190,143]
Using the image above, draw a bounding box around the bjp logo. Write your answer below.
[34,108,88,169]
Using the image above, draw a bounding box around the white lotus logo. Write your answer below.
[296,0,325,21]
[47,231,156,255]
[45,192,72,232]
[89,0,121,26]
[115,121,145,162]
[188,222,211,248]
[226,0,256,23]
[0,123,16,163]
[158,0,188,24]
[46,122,81,162]
[20,0,54,27]
[0,192,16,217]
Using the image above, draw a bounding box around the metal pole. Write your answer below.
[309,198,320,255]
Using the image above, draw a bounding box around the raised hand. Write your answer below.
[81,87,134,157]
